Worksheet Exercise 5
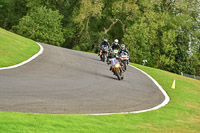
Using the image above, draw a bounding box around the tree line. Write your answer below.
[0,0,200,76]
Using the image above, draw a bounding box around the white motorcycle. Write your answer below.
[120,51,129,71]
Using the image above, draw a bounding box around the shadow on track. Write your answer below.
[83,69,118,80]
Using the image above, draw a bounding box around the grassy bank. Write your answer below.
[0,28,40,68]
[0,62,199,132]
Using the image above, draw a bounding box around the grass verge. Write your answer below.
[0,28,40,68]
[0,61,199,132]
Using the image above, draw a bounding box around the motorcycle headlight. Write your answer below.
[115,63,120,68]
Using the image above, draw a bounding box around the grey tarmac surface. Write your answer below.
[0,43,165,114]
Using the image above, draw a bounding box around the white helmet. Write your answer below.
[104,39,108,43]
[114,39,119,44]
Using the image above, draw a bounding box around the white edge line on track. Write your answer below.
[91,64,170,115]
[0,42,43,70]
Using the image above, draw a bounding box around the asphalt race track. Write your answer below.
[0,43,165,114]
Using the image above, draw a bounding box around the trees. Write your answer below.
[13,6,65,46]
[123,0,200,75]
[0,0,28,30]
[70,0,104,51]
[0,0,199,75]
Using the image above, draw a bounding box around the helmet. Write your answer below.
[104,39,108,43]
[114,39,119,44]
[121,44,125,49]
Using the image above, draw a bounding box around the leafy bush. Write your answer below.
[13,6,65,46]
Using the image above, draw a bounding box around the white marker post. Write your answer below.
[143,60,147,66]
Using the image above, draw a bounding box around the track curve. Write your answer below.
[0,43,165,114]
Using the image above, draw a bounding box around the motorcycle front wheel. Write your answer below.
[122,61,126,71]
[102,53,106,62]
[115,69,121,80]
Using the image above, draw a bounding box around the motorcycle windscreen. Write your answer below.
[114,50,118,54]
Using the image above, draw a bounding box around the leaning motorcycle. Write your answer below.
[99,45,109,62]
[110,57,124,80]
[120,51,129,71]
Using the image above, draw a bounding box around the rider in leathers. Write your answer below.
[118,44,129,56]
[107,39,120,64]
[118,44,129,71]
[110,39,120,51]
[98,39,110,56]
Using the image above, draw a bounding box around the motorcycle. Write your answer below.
[110,57,124,80]
[120,51,129,71]
[99,45,109,62]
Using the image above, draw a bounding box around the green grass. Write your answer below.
[0,62,199,132]
[0,28,40,67]
[0,30,199,132]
